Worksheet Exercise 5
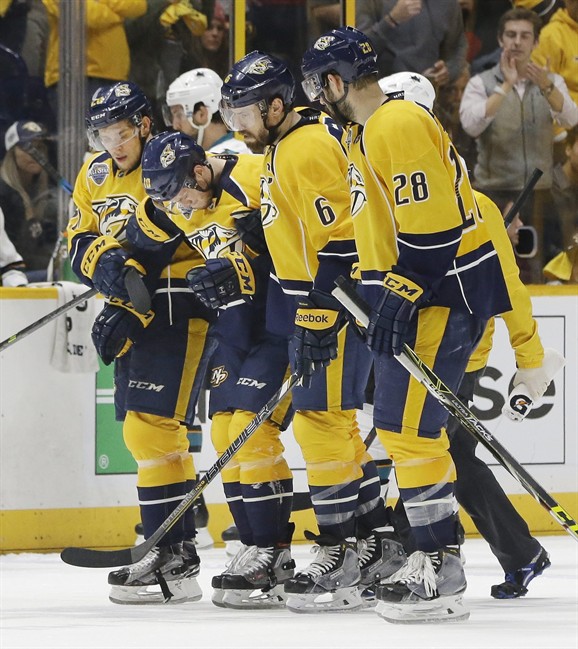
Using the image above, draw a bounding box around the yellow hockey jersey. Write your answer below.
[133,153,263,282]
[261,109,356,297]
[467,191,544,372]
[68,151,148,285]
[346,99,511,318]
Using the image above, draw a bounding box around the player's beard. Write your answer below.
[323,88,356,126]
[241,126,269,154]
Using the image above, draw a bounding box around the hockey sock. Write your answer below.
[241,478,293,547]
[223,481,254,546]
[137,482,186,546]
[310,478,361,540]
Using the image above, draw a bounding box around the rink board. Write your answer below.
[0,285,576,551]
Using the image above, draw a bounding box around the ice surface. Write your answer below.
[1,536,576,649]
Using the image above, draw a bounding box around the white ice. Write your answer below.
[1,535,577,649]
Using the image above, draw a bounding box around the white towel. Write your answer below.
[50,282,100,373]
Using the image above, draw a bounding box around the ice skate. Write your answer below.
[491,547,551,599]
[211,543,254,607]
[108,543,202,605]
[284,532,362,613]
[357,530,406,607]
[376,547,469,624]
[220,545,295,609]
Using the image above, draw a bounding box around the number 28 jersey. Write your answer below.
[346,99,511,319]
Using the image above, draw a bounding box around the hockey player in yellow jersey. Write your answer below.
[302,27,514,623]
[379,71,557,601]
[195,51,407,614]
[137,130,297,610]
[68,82,214,605]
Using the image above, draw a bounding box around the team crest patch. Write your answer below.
[210,365,228,388]
[88,162,110,186]
[314,35,335,50]
[247,58,272,75]
[160,143,176,168]
[114,83,131,97]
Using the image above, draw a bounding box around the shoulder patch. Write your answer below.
[88,160,110,186]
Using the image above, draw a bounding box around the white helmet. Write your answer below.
[378,72,436,110]
[164,68,223,144]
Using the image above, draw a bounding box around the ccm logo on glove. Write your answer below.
[383,272,424,302]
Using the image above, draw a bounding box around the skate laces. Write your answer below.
[225,544,252,572]
[301,544,342,578]
[357,536,377,567]
[129,547,163,579]
[389,551,438,599]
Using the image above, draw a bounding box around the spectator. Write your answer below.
[42,0,147,116]
[127,0,208,125]
[0,120,58,281]
[552,126,578,233]
[459,6,578,281]
[0,205,28,287]
[356,0,468,88]
[183,2,229,80]
[531,0,578,155]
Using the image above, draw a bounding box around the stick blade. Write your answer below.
[124,268,151,315]
[60,542,150,568]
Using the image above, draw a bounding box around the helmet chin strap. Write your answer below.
[188,112,211,148]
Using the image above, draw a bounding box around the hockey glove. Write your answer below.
[367,270,430,357]
[234,209,268,255]
[91,302,154,365]
[186,251,256,309]
[293,289,343,387]
[90,245,147,303]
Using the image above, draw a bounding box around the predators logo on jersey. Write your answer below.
[347,162,366,218]
[260,172,278,228]
[93,195,139,241]
[187,222,241,260]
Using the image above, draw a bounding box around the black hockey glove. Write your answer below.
[186,251,256,309]
[367,270,430,357]
[91,247,146,303]
[234,209,268,255]
[91,302,154,365]
[293,289,344,387]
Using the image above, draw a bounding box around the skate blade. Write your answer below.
[286,587,363,614]
[221,584,287,609]
[109,577,203,605]
[376,594,470,624]
[211,589,228,608]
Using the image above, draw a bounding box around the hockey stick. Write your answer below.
[0,286,97,352]
[61,371,302,568]
[332,276,578,542]
[503,167,542,228]
[0,269,150,352]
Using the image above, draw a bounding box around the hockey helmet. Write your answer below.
[301,26,378,102]
[378,72,436,110]
[86,81,152,150]
[164,68,223,126]
[220,51,295,130]
[141,131,206,202]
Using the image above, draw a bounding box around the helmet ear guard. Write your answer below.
[141,131,207,202]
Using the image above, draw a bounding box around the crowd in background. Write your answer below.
[0,0,576,286]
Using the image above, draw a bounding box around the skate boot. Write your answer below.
[376,547,469,623]
[220,544,296,609]
[357,531,407,607]
[108,543,202,605]
[284,532,362,613]
[491,547,551,599]
[211,544,254,607]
